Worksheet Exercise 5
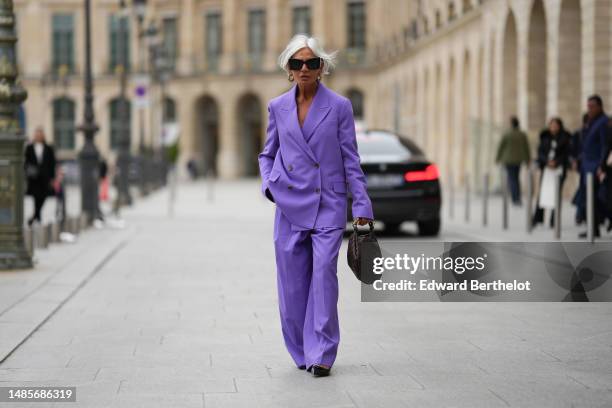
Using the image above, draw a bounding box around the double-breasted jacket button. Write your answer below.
[288,164,293,171]
[314,163,320,168]
[315,187,321,193]
[288,185,294,190]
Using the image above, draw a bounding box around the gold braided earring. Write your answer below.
[288,73,294,82]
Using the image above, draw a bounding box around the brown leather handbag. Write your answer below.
[347,221,382,284]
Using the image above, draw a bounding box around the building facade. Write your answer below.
[14,0,612,188]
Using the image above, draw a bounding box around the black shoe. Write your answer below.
[311,364,331,377]
[297,365,306,370]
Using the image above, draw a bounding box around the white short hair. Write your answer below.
[277,34,338,76]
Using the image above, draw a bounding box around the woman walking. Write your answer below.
[532,117,571,227]
[258,35,373,377]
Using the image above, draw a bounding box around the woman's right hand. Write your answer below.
[353,217,372,226]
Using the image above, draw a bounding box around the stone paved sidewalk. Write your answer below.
[0,180,610,407]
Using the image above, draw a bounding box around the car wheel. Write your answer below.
[418,219,440,236]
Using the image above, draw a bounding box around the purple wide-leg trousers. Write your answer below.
[273,207,345,369]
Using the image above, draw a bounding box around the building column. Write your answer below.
[266,0,285,72]
[178,0,195,75]
[176,92,195,179]
[439,61,449,183]
[416,68,426,148]
[582,0,612,104]
[217,97,241,179]
[515,9,530,133]
[312,0,330,45]
[221,0,238,74]
[545,0,561,119]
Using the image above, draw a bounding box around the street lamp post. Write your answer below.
[114,0,132,211]
[154,41,171,186]
[146,25,167,187]
[133,0,148,196]
[78,0,101,224]
[0,0,32,269]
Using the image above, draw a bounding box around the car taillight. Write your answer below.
[404,164,439,182]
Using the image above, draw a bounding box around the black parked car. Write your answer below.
[348,129,441,236]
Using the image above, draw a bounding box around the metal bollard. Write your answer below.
[464,174,470,223]
[24,226,34,256]
[69,216,79,235]
[50,221,60,243]
[34,223,48,249]
[501,166,508,230]
[79,213,88,230]
[45,223,54,244]
[168,165,178,217]
[526,164,534,233]
[448,175,455,219]
[206,168,215,203]
[554,172,562,239]
[586,172,594,243]
[64,217,72,234]
[482,172,489,226]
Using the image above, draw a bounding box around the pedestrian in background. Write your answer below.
[258,34,373,377]
[53,166,66,226]
[96,157,109,222]
[598,117,612,233]
[570,113,589,224]
[576,95,608,238]
[187,159,198,180]
[532,117,571,228]
[24,127,56,226]
[495,116,531,205]
[99,158,109,203]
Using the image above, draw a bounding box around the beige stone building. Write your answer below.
[14,0,612,188]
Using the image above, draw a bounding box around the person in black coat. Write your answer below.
[532,117,571,227]
[570,114,589,224]
[599,118,612,232]
[24,127,56,226]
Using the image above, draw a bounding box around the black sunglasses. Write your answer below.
[288,57,322,71]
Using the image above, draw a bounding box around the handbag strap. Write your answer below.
[352,220,375,231]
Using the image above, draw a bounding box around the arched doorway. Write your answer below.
[558,0,582,130]
[238,93,263,177]
[196,95,219,177]
[502,10,518,128]
[527,0,547,132]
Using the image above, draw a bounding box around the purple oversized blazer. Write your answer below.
[258,82,373,231]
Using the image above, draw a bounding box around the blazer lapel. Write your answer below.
[278,84,317,163]
[302,82,331,144]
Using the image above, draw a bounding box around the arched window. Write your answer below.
[109,97,131,150]
[346,88,364,120]
[53,97,76,149]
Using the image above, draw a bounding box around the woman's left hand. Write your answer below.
[354,217,372,226]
